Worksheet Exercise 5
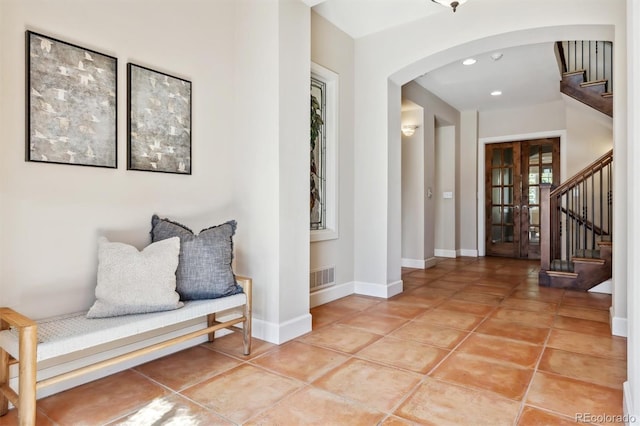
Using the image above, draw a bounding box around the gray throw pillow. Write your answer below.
[150,215,243,300]
[87,237,183,318]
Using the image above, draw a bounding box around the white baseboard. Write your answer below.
[434,249,456,258]
[310,281,355,308]
[355,280,403,298]
[401,258,426,269]
[590,279,612,294]
[425,257,438,268]
[252,313,312,345]
[611,307,628,337]
[457,249,479,257]
[624,381,638,424]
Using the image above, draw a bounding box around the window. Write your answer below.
[310,63,338,241]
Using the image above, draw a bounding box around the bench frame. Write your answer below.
[0,276,252,426]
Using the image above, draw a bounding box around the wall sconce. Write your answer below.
[401,124,419,137]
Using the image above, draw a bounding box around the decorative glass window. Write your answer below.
[310,76,326,230]
[310,63,338,241]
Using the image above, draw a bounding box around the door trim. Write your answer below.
[477,130,567,257]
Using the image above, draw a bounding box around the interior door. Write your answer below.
[486,138,560,259]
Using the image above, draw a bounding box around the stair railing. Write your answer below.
[541,149,613,272]
[557,41,614,92]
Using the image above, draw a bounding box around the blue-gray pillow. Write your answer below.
[150,215,243,300]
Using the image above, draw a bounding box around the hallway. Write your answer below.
[1,257,626,425]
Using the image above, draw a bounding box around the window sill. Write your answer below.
[311,228,338,242]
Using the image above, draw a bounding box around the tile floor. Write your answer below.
[0,257,627,425]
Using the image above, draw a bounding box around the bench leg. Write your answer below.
[18,325,37,426]
[207,314,216,342]
[0,347,7,417]
[242,305,251,356]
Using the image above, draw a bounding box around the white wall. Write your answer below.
[401,108,424,266]
[354,0,626,301]
[309,11,355,304]
[434,125,456,256]
[459,110,478,255]
[625,0,639,420]
[479,100,566,140]
[1,0,311,343]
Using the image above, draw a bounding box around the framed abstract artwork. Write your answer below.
[26,31,117,168]
[127,63,192,174]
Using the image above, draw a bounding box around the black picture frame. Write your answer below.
[26,31,117,168]
[127,63,192,174]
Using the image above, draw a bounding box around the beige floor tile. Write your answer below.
[547,329,627,360]
[475,318,550,345]
[134,345,241,391]
[458,333,543,368]
[557,305,610,323]
[326,295,382,312]
[298,324,382,353]
[38,370,169,425]
[311,304,359,329]
[517,406,580,425]
[338,312,409,335]
[562,292,612,310]
[431,353,533,400]
[511,288,565,303]
[395,377,520,425]
[246,386,384,425]
[379,415,416,426]
[251,341,349,382]
[436,299,496,316]
[500,297,558,313]
[388,292,445,308]
[526,372,623,424]
[313,358,422,412]
[491,307,555,327]
[462,284,514,297]
[424,280,469,291]
[0,409,54,426]
[538,348,627,389]
[356,335,450,374]
[203,331,277,360]
[108,394,233,425]
[389,321,469,349]
[451,291,504,306]
[363,300,428,319]
[414,309,485,331]
[553,315,613,336]
[408,286,459,298]
[182,364,302,424]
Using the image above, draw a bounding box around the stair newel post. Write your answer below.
[541,183,553,271]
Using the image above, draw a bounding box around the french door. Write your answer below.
[486,138,560,259]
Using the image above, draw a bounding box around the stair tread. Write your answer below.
[572,257,606,265]
[602,92,613,98]
[580,79,608,88]
[563,69,587,77]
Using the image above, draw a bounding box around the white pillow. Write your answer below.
[87,237,183,318]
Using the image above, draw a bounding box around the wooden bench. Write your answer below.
[0,276,252,426]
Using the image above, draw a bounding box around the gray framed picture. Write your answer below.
[26,31,117,168]
[127,63,191,174]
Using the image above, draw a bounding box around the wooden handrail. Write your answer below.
[551,149,613,197]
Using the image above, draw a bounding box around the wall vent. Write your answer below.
[310,266,335,292]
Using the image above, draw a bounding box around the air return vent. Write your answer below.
[310,266,335,292]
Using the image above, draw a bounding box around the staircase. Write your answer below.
[539,150,613,291]
[557,41,613,117]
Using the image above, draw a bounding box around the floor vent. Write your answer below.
[310,266,335,292]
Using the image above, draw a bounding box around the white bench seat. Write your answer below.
[0,276,252,426]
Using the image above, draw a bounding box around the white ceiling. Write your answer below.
[311,0,564,112]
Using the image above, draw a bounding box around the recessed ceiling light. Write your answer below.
[491,90,502,96]
[462,58,477,66]
[491,52,504,61]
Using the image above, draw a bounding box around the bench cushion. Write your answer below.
[0,293,246,362]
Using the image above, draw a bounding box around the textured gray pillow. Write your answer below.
[87,237,183,318]
[150,215,242,300]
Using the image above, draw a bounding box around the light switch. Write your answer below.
[443,191,453,199]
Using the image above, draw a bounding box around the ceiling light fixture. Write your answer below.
[491,90,502,96]
[431,0,468,13]
[401,124,419,137]
[462,58,477,66]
